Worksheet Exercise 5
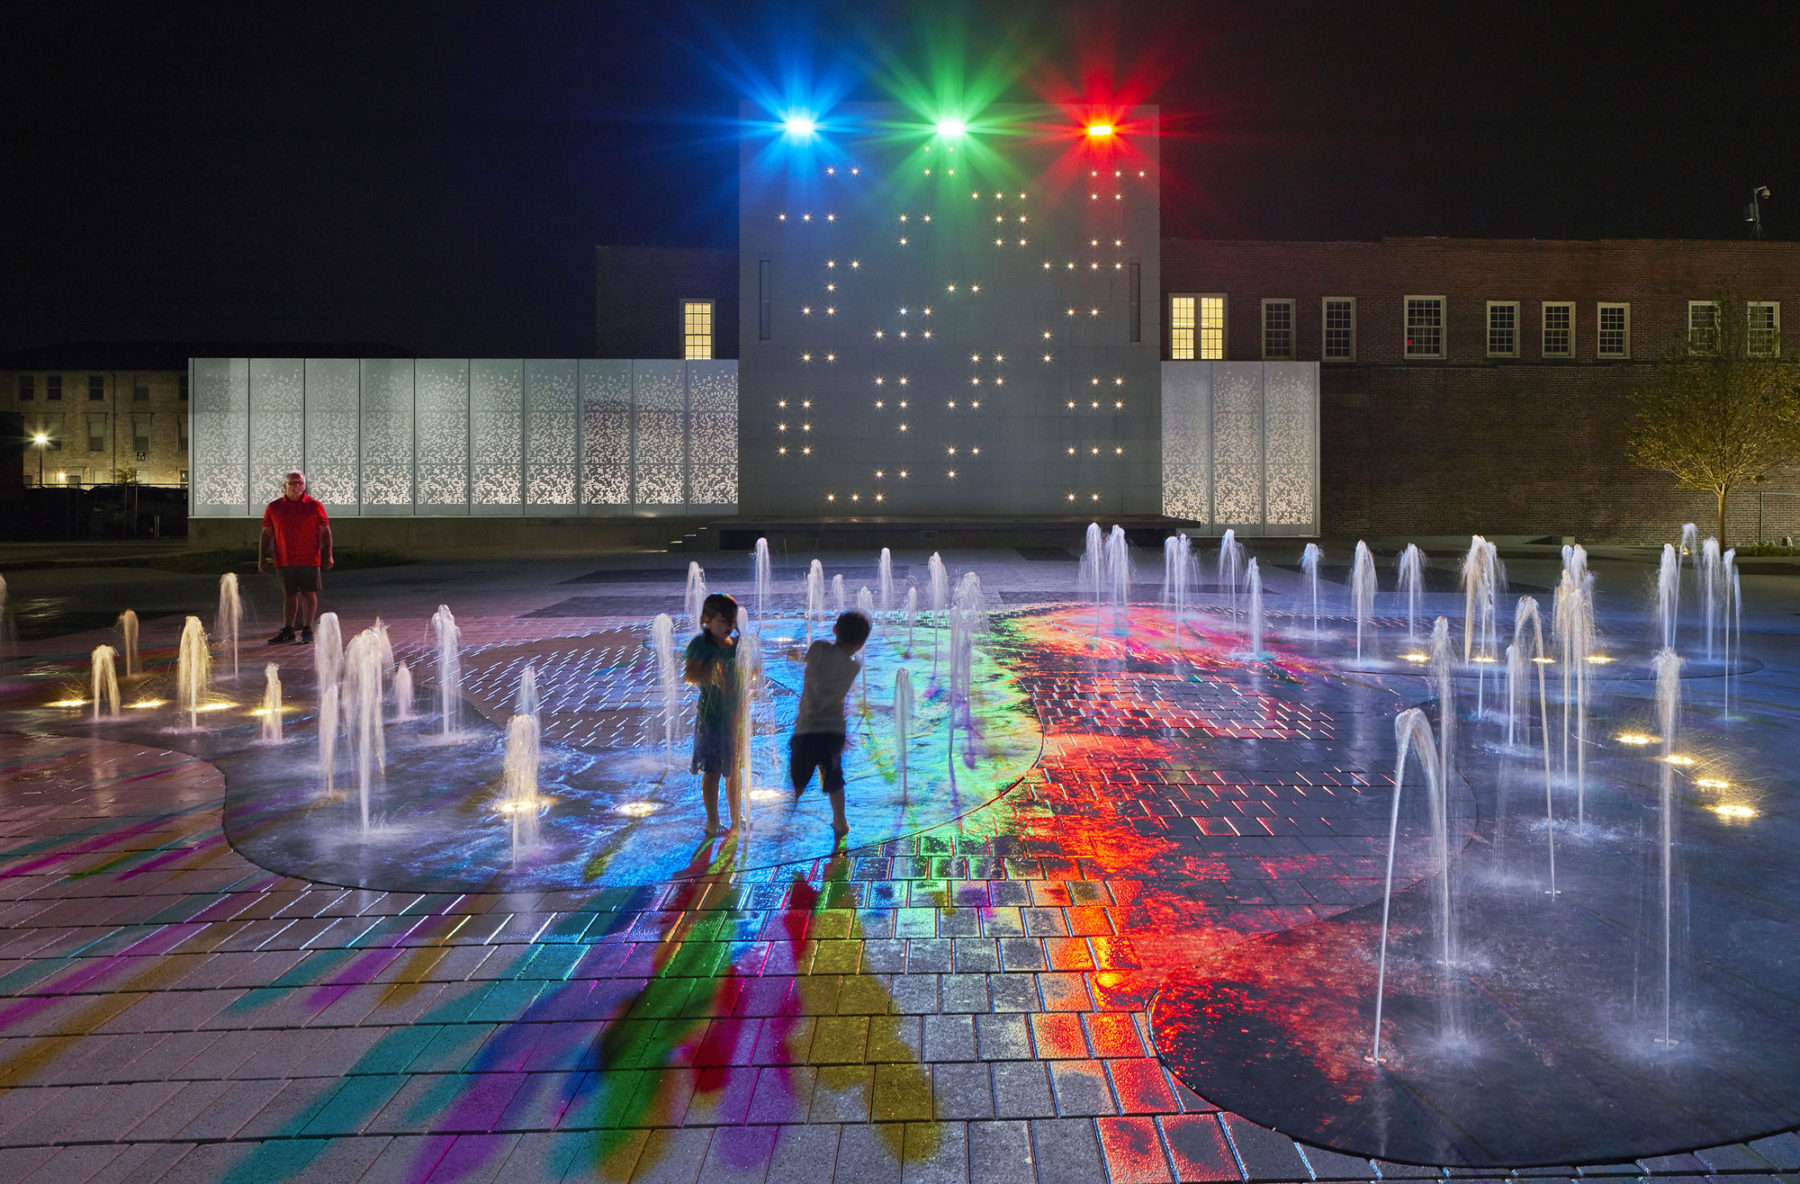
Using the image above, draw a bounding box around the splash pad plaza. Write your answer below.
[1,534,1799,1184]
[4,106,1800,1184]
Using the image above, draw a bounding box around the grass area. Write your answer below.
[144,548,418,574]
[1729,543,1798,558]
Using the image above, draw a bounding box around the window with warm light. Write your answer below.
[1596,302,1630,359]
[1169,296,1195,359]
[682,300,714,360]
[1171,295,1224,360]
[1404,297,1444,359]
[1261,299,1295,359]
[1543,302,1574,358]
[1322,298,1355,360]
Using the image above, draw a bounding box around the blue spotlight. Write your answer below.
[783,113,817,138]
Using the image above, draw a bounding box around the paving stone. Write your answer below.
[1749,1134,1800,1172]
[1099,1114,1177,1183]
[976,1014,1034,1060]
[701,1124,776,1184]
[901,1121,969,1184]
[922,1014,976,1062]
[939,975,990,1013]
[834,1122,904,1184]
[629,1127,714,1184]
[21,1141,135,1184]
[767,1123,841,1184]
[1160,1114,1241,1182]
[967,1120,1038,1184]
[494,1131,588,1183]
[1693,1144,1775,1173]
[1639,1155,1710,1176]
[933,1062,996,1120]
[810,1064,876,1123]
[1030,1116,1107,1184]
[1295,1141,1374,1180]
[991,1061,1056,1119]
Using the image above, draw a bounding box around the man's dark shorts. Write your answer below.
[277,565,321,594]
[790,731,848,795]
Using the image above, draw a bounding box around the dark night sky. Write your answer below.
[4,0,1795,357]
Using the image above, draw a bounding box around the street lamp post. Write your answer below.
[31,433,48,486]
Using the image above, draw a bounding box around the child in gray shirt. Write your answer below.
[789,611,871,839]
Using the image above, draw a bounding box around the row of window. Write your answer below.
[25,412,180,454]
[15,374,190,401]
[1170,296,1782,362]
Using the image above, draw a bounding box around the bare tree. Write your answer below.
[1627,293,1800,545]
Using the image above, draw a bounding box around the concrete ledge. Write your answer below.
[189,515,715,558]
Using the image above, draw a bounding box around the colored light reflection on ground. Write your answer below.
[0,551,1794,1181]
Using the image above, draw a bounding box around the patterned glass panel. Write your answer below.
[303,359,359,511]
[1263,363,1317,528]
[470,360,523,508]
[525,360,578,508]
[415,359,469,509]
[633,362,687,507]
[248,359,305,510]
[360,359,414,510]
[1159,362,1211,523]
[688,361,737,507]
[580,360,631,507]
[1211,363,1264,528]
[191,358,249,513]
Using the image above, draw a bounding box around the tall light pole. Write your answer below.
[31,433,48,486]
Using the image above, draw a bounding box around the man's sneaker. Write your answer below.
[299,626,314,645]
[267,626,296,645]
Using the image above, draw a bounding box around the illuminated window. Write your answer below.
[1261,299,1295,359]
[1322,297,1355,361]
[1404,297,1444,359]
[132,413,151,455]
[1486,301,1519,358]
[682,300,714,359]
[1596,302,1630,359]
[86,414,105,452]
[1171,294,1224,360]
[1543,302,1574,358]
[1169,296,1194,359]
[1748,301,1780,357]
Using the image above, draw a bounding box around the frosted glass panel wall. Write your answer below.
[192,358,250,513]
[189,358,736,517]
[1161,361,1317,535]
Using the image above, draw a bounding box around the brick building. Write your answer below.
[0,343,192,487]
[593,246,738,361]
[1158,237,1800,543]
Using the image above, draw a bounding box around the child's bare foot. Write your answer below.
[831,822,850,839]
[704,821,727,837]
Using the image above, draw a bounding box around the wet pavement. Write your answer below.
[0,544,1797,1183]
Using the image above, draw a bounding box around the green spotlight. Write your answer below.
[936,117,967,137]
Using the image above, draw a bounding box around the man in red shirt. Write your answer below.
[257,470,334,644]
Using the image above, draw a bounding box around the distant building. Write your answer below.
[0,343,192,487]
[598,232,1800,541]
[1159,237,1800,540]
